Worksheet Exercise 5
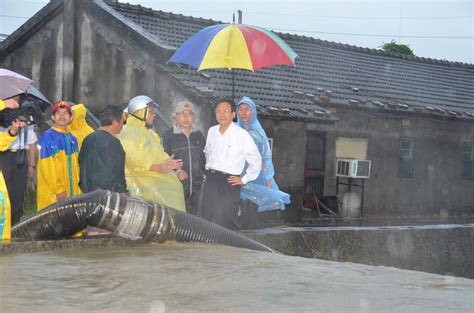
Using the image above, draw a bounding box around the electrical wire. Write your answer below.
[269,28,474,39]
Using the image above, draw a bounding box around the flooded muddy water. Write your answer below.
[1,243,473,312]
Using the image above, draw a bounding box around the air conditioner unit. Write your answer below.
[336,158,371,178]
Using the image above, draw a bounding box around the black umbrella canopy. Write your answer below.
[23,85,51,112]
[15,85,53,128]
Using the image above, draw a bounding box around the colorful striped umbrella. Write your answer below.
[168,23,298,71]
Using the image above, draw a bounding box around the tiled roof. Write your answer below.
[107,1,474,123]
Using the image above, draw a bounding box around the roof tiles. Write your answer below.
[107,1,474,123]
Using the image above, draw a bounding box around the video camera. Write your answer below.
[0,94,47,127]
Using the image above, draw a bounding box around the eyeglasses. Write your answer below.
[216,109,232,114]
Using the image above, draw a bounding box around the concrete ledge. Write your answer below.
[0,237,135,254]
[245,224,474,279]
[3,224,473,280]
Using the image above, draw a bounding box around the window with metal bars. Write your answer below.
[462,142,474,179]
[399,139,414,178]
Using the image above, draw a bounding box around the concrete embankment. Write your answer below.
[245,224,474,279]
[2,223,473,279]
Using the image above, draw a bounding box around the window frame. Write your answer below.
[461,142,474,180]
[398,138,414,178]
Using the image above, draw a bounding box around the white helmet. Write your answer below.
[126,95,157,114]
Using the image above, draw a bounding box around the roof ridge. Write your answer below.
[277,32,474,69]
[106,0,224,26]
[106,0,474,70]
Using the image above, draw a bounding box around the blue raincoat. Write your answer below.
[237,96,290,212]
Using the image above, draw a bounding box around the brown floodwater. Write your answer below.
[0,242,473,312]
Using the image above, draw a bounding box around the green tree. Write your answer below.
[382,40,414,56]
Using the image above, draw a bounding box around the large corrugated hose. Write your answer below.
[12,190,273,252]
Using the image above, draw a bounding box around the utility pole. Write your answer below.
[232,10,243,100]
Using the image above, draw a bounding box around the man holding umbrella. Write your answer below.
[0,97,37,225]
[0,68,34,241]
[0,95,27,242]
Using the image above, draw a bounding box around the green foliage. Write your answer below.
[383,40,415,56]
[22,180,37,218]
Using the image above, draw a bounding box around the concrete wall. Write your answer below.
[261,119,307,220]
[307,106,474,217]
[0,0,213,135]
[248,225,474,279]
[250,104,474,220]
[0,10,65,102]
[75,0,213,134]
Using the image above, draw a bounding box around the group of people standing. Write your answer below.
[0,93,290,241]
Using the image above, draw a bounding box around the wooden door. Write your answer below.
[303,131,326,209]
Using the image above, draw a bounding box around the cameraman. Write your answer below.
[0,94,37,225]
[0,95,27,240]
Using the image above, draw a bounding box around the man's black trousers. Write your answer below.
[0,150,28,225]
[201,170,241,230]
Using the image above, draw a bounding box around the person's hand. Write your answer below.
[151,155,183,174]
[177,169,188,181]
[3,97,20,109]
[161,154,183,173]
[228,175,244,186]
[9,119,27,136]
[265,180,272,188]
[56,192,67,202]
[27,165,35,180]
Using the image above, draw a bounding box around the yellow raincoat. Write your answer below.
[36,126,82,211]
[69,103,94,150]
[118,108,185,211]
[0,100,17,243]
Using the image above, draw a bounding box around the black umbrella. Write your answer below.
[13,85,52,126]
[23,85,51,111]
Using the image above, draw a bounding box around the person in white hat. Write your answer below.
[162,100,205,215]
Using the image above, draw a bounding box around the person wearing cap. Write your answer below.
[36,101,81,210]
[162,100,205,215]
[118,95,186,211]
[0,95,27,242]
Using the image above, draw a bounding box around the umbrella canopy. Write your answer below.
[0,68,33,100]
[168,23,298,71]
[25,85,51,107]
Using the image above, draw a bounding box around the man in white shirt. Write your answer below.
[202,99,261,229]
[0,124,37,224]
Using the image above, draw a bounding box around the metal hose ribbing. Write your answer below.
[12,190,274,253]
[169,209,274,252]
[12,190,113,240]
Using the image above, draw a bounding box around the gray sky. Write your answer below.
[0,0,472,64]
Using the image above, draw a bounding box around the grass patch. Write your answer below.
[23,179,37,218]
